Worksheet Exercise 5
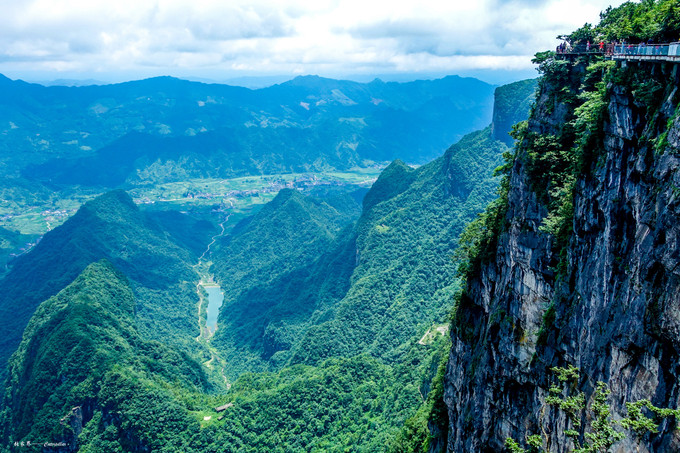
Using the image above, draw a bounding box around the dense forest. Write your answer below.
[0,71,537,451]
[4,1,680,452]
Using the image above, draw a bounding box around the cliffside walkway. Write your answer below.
[556,42,680,63]
[610,43,680,62]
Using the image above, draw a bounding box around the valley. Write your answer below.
[2,2,680,453]
[0,66,544,451]
[0,169,382,235]
[0,168,383,281]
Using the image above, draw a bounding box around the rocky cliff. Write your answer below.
[443,55,680,452]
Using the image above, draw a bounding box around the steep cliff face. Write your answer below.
[444,59,680,452]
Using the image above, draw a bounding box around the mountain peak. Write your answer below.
[362,159,417,211]
[256,188,307,218]
[79,190,140,224]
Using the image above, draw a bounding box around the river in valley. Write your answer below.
[204,285,224,334]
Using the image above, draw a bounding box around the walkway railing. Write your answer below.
[611,42,680,61]
[555,42,680,62]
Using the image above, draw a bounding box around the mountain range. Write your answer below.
[1,74,495,187]
[0,71,537,450]
[2,3,678,452]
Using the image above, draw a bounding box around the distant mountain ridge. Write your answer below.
[0,77,538,451]
[0,73,496,187]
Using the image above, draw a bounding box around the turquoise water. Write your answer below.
[205,286,224,333]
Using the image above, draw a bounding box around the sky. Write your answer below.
[0,0,629,86]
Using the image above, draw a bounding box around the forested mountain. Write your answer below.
[0,227,37,277]
[491,78,539,146]
[0,191,208,378]
[209,188,363,375]
[8,2,680,451]
[208,78,538,381]
[434,2,680,452]
[1,74,494,188]
[0,261,209,451]
[0,76,535,451]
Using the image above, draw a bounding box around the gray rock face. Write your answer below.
[444,63,680,452]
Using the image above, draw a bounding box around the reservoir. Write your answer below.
[204,285,224,334]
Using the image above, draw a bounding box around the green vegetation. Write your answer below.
[209,120,510,375]
[0,261,208,451]
[455,0,680,287]
[386,341,451,453]
[210,188,364,377]
[0,179,98,236]
[202,112,517,450]
[2,74,493,188]
[445,3,680,452]
[0,77,537,451]
[492,79,539,146]
[0,190,210,382]
[531,5,678,271]
[195,344,449,453]
[570,0,680,43]
[291,126,507,366]
[0,227,38,279]
[505,366,680,452]
[0,260,452,452]
[0,170,381,239]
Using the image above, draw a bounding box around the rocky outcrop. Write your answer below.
[444,61,680,452]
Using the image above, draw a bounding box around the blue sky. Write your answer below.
[0,0,628,85]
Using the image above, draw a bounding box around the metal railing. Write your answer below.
[555,42,680,62]
[611,42,680,60]
[555,43,605,55]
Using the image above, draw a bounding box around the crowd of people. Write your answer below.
[555,40,605,54]
[555,39,672,57]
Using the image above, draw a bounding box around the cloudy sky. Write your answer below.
[0,0,627,85]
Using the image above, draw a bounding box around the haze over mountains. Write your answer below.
[3,1,680,452]
[1,73,495,187]
[0,63,539,451]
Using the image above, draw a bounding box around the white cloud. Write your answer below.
[0,0,627,81]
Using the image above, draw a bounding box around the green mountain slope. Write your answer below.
[0,190,206,377]
[192,120,513,451]
[209,112,519,377]
[0,260,208,451]
[214,188,360,299]
[0,78,536,451]
[0,227,37,278]
[491,78,538,145]
[290,126,508,367]
[195,88,528,448]
[210,188,362,376]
